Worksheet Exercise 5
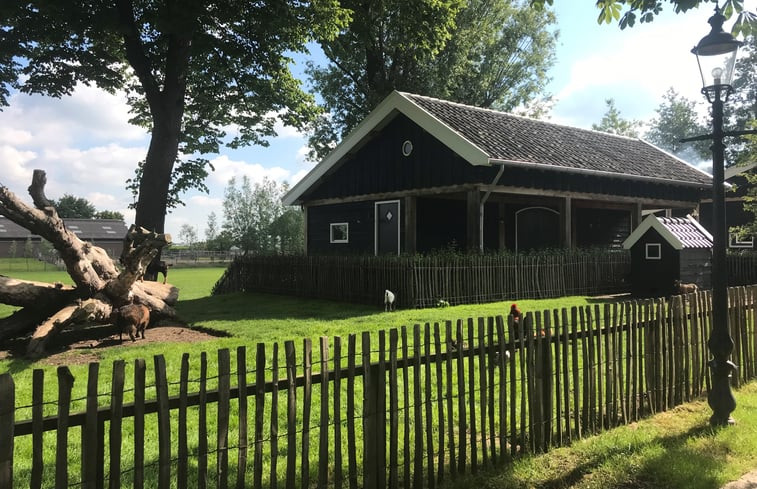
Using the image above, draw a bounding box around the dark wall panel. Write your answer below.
[308,202,377,255]
[630,229,679,297]
[575,208,631,249]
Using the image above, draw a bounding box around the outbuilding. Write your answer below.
[0,216,128,259]
[622,214,712,297]
[284,91,713,256]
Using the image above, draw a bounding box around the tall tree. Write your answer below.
[54,194,97,219]
[645,88,710,160]
[222,176,303,253]
[1,0,348,234]
[529,0,756,36]
[178,224,198,249]
[307,0,557,159]
[727,35,757,166]
[591,98,641,137]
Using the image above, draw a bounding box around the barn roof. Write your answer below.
[284,91,713,205]
[622,214,713,250]
[0,216,127,240]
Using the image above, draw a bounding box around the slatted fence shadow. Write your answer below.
[2,285,756,488]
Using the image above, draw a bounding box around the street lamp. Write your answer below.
[689,6,742,426]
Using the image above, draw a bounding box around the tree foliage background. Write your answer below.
[1,0,349,234]
[221,177,303,254]
[306,0,558,159]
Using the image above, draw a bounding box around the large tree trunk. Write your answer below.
[0,170,177,357]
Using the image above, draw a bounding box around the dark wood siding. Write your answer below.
[629,229,679,297]
[307,202,380,255]
[416,198,467,253]
[301,115,705,204]
[575,208,631,249]
[680,248,712,289]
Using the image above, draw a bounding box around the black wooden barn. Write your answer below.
[283,92,714,256]
[622,214,712,297]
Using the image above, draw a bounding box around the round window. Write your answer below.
[401,140,413,157]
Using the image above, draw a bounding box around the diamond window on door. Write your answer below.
[386,211,393,221]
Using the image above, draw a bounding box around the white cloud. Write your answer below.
[0,145,36,188]
[208,155,291,186]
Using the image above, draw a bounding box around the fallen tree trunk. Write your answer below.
[0,275,77,308]
[0,169,177,357]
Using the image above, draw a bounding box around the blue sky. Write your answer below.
[0,1,753,241]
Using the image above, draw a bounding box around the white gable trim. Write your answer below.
[622,214,684,250]
[282,91,489,206]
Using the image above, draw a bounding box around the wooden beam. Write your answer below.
[466,190,481,252]
[303,183,700,210]
[560,197,572,249]
[498,202,506,251]
[404,196,417,254]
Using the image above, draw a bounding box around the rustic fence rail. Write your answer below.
[211,251,632,307]
[212,251,757,308]
[2,285,756,488]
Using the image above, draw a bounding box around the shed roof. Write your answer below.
[622,214,713,250]
[0,216,127,240]
[284,91,713,205]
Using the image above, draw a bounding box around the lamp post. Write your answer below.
[687,6,743,426]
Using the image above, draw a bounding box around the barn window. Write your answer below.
[401,140,413,156]
[729,233,754,249]
[645,243,661,260]
[330,222,349,243]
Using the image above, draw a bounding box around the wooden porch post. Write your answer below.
[560,197,572,249]
[303,205,309,256]
[467,189,481,252]
[498,202,506,251]
[404,196,417,254]
[632,203,643,230]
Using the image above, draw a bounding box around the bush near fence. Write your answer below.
[212,250,632,307]
[2,285,756,489]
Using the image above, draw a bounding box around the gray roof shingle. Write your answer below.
[404,93,712,186]
[0,216,127,240]
[657,217,713,249]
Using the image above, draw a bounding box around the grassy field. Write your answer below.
[443,380,757,489]
[2,263,756,488]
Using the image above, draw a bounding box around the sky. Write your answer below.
[1,2,754,242]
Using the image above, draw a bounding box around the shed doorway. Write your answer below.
[375,200,400,255]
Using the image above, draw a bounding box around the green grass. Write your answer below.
[442,380,757,489]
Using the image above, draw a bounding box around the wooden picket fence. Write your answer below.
[212,251,631,307]
[1,285,757,489]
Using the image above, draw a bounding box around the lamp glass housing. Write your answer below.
[691,8,742,100]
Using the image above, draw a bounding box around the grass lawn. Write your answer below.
[442,380,757,489]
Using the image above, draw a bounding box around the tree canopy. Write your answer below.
[53,194,124,220]
[306,0,557,159]
[1,0,348,234]
[529,0,756,36]
[591,98,642,138]
[645,88,710,160]
[222,176,303,254]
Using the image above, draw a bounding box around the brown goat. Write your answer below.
[673,280,698,295]
[115,303,150,342]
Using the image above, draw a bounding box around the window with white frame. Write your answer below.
[330,222,349,243]
[645,243,661,260]
[729,233,754,249]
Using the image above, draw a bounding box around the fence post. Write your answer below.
[0,373,14,488]
[362,332,385,489]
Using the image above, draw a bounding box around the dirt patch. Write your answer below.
[0,322,229,366]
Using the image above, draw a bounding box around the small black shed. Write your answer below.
[622,214,712,297]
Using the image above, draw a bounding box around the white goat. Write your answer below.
[384,289,396,311]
